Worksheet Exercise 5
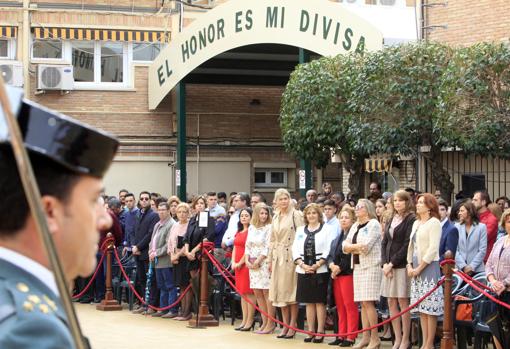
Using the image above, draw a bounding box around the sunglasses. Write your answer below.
[140,197,150,201]
[355,205,365,210]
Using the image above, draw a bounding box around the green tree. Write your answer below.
[440,42,510,158]
[280,53,368,196]
[372,42,456,201]
[281,42,510,201]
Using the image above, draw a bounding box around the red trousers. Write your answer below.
[333,274,359,341]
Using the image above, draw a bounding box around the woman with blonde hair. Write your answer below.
[167,196,181,220]
[343,199,382,349]
[268,188,304,339]
[167,202,192,320]
[245,203,274,333]
[381,190,415,349]
[292,203,332,343]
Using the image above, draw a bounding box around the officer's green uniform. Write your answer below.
[0,258,74,348]
[0,86,118,348]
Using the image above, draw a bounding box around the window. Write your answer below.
[132,42,166,62]
[101,42,123,82]
[0,40,8,58]
[72,41,94,82]
[32,39,63,59]
[0,39,15,59]
[255,169,287,187]
[71,41,128,86]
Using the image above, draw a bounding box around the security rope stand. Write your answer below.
[0,78,86,348]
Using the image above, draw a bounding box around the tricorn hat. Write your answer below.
[0,87,119,178]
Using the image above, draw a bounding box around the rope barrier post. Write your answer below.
[440,251,454,349]
[97,233,122,311]
[189,242,219,327]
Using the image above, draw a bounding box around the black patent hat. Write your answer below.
[1,93,119,178]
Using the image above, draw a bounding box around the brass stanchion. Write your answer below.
[97,233,122,311]
[189,244,219,327]
[440,251,454,349]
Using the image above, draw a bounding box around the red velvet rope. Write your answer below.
[454,270,510,310]
[113,248,192,312]
[72,237,114,299]
[204,247,445,337]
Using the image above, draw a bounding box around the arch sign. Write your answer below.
[148,0,383,109]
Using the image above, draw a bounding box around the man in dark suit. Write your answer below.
[438,199,459,262]
[131,191,159,314]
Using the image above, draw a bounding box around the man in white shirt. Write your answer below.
[323,199,341,245]
[221,192,250,248]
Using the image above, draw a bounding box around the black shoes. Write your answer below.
[329,338,343,345]
[312,334,325,343]
[304,336,315,343]
[340,340,355,347]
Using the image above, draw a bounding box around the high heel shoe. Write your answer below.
[329,338,343,346]
[276,329,289,338]
[365,342,381,349]
[283,330,296,339]
[239,323,255,331]
[312,333,325,343]
[234,325,245,331]
[352,341,370,349]
[256,327,276,334]
[304,335,315,343]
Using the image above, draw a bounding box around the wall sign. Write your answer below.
[148,0,383,109]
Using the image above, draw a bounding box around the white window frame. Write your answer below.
[254,169,288,188]
[131,41,166,64]
[30,37,66,63]
[0,38,16,60]
[68,41,130,89]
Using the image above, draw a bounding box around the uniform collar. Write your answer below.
[0,247,59,296]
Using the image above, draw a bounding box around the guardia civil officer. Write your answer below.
[0,93,118,348]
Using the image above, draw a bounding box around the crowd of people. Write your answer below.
[74,183,510,349]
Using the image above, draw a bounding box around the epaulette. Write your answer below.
[6,281,59,317]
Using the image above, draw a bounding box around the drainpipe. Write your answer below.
[22,0,30,95]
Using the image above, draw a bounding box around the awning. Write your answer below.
[31,27,170,43]
[365,157,392,173]
[0,26,18,39]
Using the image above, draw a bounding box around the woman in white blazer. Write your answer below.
[406,193,443,349]
[292,203,331,343]
[343,199,382,349]
[455,200,487,275]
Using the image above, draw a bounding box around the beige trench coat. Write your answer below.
[268,209,304,306]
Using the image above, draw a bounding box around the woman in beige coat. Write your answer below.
[268,188,304,339]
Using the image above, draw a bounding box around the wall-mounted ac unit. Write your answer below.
[37,64,74,90]
[0,61,23,87]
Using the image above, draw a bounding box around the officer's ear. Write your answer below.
[40,195,64,234]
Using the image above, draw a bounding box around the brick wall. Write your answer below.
[426,0,510,45]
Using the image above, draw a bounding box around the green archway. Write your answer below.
[148,0,383,109]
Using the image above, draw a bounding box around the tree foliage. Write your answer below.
[280,41,510,199]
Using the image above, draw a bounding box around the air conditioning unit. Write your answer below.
[0,61,23,87]
[37,64,74,91]
[377,0,406,6]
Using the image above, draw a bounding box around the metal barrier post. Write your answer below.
[440,251,454,349]
[189,245,219,326]
[97,233,122,311]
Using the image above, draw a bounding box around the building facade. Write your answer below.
[2,0,420,200]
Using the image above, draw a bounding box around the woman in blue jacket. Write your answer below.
[455,200,487,276]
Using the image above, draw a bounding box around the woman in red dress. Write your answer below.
[232,207,256,331]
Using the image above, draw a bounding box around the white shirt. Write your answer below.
[221,210,240,247]
[324,216,341,245]
[0,247,59,296]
